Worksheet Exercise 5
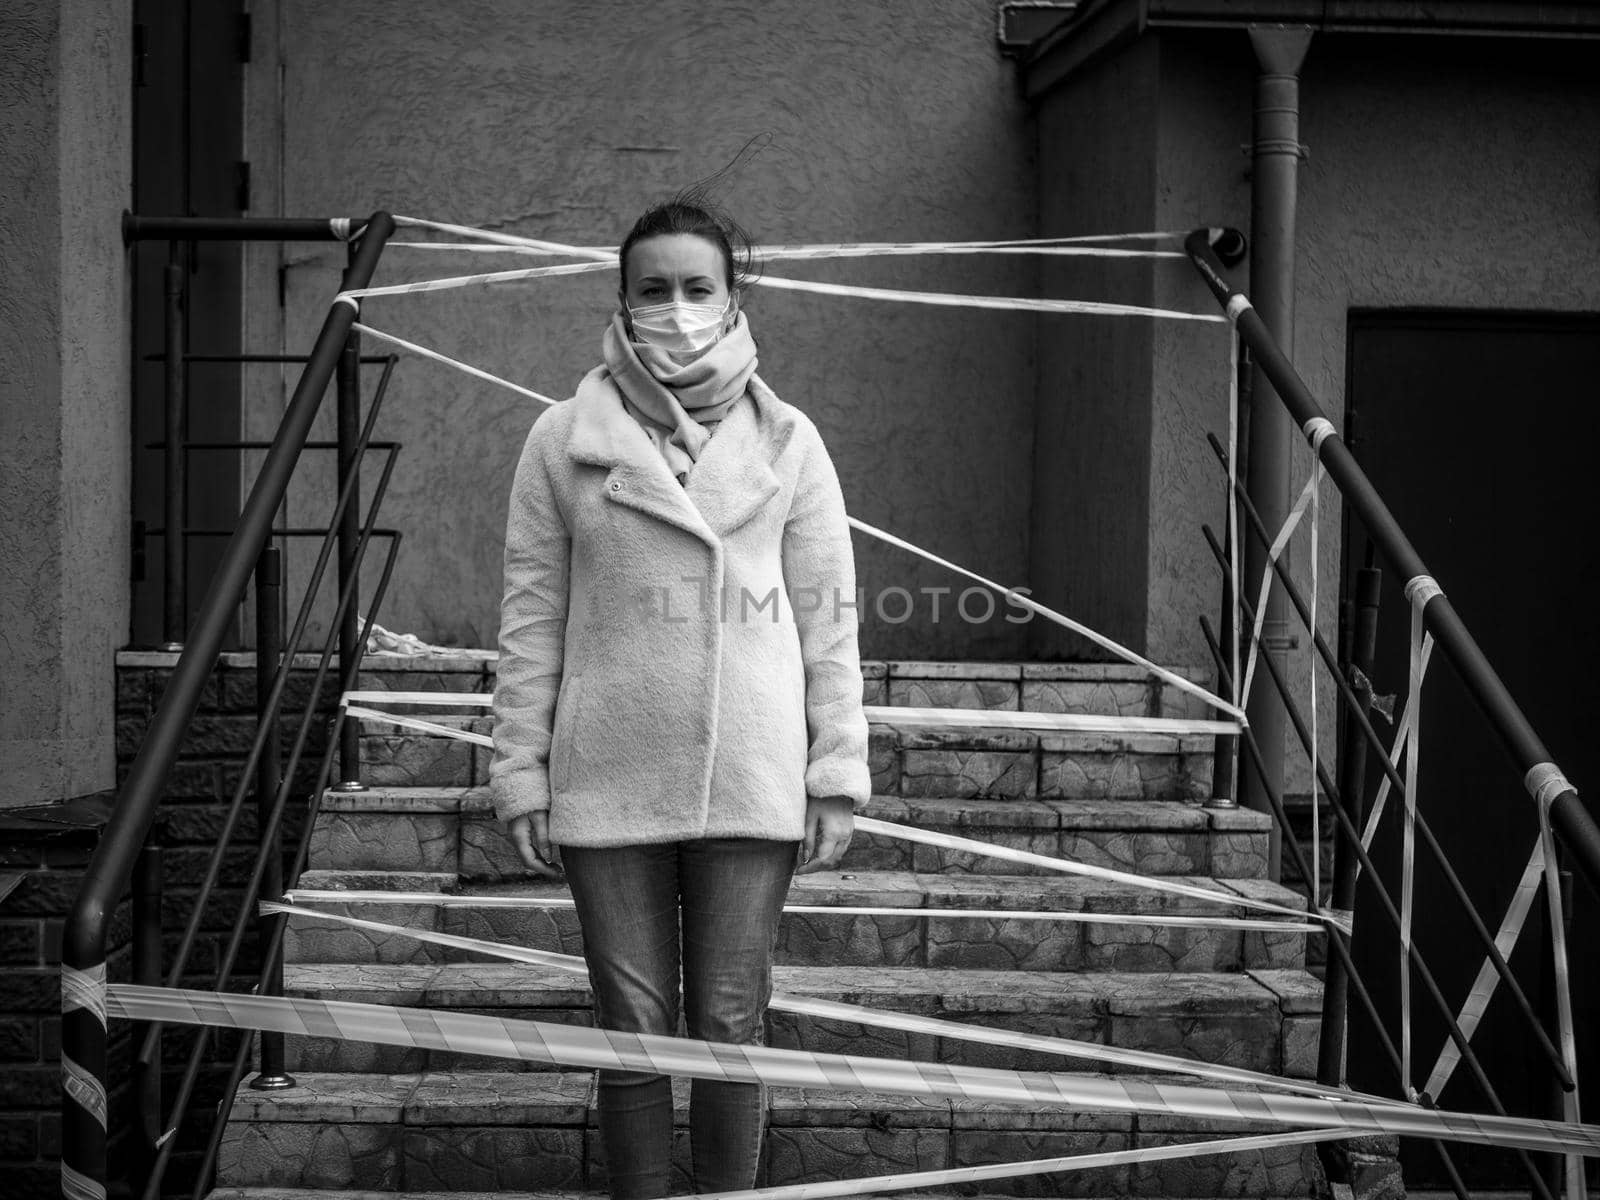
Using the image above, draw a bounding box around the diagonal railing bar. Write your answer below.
[1198,615,1560,1200]
[138,359,398,1067]
[1186,229,1600,898]
[143,503,403,1200]
[182,540,404,1200]
[1200,444,1573,1090]
[1197,617,1493,1200]
[63,212,396,1199]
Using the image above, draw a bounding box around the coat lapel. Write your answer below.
[566,367,781,549]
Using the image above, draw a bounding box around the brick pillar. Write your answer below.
[0,798,134,1200]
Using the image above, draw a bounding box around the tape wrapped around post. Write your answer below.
[1303,417,1336,454]
[62,1055,107,1129]
[61,1162,107,1200]
[1526,761,1576,809]
[62,962,108,1027]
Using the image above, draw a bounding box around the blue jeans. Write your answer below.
[562,837,798,1199]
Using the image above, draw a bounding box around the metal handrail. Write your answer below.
[1184,227,1600,896]
[1186,226,1590,1199]
[61,211,397,1198]
[1199,435,1571,1088]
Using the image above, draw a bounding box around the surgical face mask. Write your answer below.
[627,297,733,359]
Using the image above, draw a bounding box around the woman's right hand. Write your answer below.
[509,812,563,879]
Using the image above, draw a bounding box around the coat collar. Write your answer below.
[566,366,781,548]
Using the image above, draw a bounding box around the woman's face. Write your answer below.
[621,233,731,311]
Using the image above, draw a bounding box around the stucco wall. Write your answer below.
[1148,34,1252,675]
[1029,38,1161,660]
[0,0,131,806]
[244,0,1037,660]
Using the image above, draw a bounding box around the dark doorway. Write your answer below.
[1341,310,1598,1189]
[131,0,247,647]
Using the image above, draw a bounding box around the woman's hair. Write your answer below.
[618,188,757,294]
[619,137,772,294]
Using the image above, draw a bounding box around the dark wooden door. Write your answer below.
[131,0,246,647]
[1342,311,1598,1188]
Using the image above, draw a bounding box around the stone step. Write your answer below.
[273,962,1321,1078]
[281,870,1308,974]
[310,789,1272,881]
[217,1070,1323,1196]
[350,718,1216,801]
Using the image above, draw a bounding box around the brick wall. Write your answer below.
[111,651,344,1194]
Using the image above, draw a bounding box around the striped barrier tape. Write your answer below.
[333,694,1325,927]
[278,887,1322,934]
[265,898,1391,1106]
[682,1127,1352,1200]
[1420,838,1544,1103]
[352,323,562,407]
[103,982,1600,1157]
[339,277,1225,323]
[392,239,1186,259]
[342,691,1243,738]
[339,214,1244,726]
[390,213,1188,254]
[330,303,1249,725]
[748,273,1223,321]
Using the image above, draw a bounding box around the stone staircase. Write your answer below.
[210,658,1326,1199]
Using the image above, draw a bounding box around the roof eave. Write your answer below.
[1023,0,1600,101]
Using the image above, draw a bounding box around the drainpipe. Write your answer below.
[1240,25,1313,880]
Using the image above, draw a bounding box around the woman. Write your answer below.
[489,194,873,1199]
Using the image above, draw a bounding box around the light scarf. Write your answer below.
[601,309,758,483]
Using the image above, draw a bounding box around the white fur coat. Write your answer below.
[489,366,872,846]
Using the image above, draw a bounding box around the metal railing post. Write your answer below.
[1208,490,1240,807]
[333,241,366,792]
[132,845,164,1187]
[1537,854,1580,1199]
[162,244,187,649]
[250,545,294,1091]
[1317,563,1381,1089]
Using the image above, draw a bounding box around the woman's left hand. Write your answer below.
[796,795,855,874]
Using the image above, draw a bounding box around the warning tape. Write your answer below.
[103,982,1600,1157]
[347,217,1221,322]
[1420,839,1544,1102]
[351,323,561,408]
[338,269,1224,323]
[333,692,1324,927]
[279,887,1321,934]
[842,515,1245,723]
[390,214,1188,255]
[390,240,1186,260]
[683,1127,1351,1200]
[341,690,1242,737]
[265,898,1379,1105]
